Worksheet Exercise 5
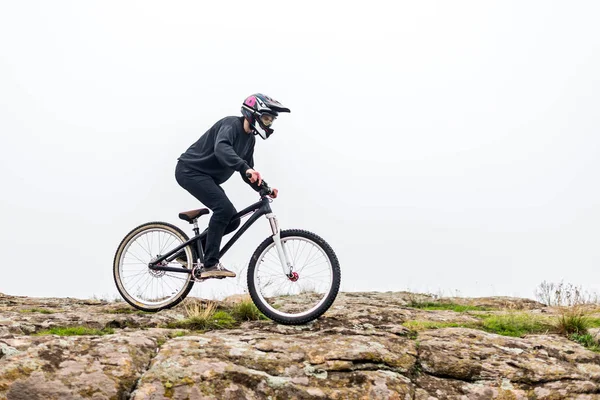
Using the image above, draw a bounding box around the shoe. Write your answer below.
[200,263,236,279]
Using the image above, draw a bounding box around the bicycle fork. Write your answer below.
[266,213,295,277]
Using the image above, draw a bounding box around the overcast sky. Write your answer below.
[1,1,599,301]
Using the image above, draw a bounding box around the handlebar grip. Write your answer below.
[245,171,272,195]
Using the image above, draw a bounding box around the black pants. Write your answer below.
[175,162,240,267]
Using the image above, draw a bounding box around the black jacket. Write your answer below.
[178,116,260,191]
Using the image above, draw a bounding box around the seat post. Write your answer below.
[193,218,200,236]
[192,218,205,265]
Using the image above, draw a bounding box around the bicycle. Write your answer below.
[113,176,341,325]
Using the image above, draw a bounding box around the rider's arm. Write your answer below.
[240,149,261,192]
[214,125,250,173]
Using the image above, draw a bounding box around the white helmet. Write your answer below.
[241,93,291,139]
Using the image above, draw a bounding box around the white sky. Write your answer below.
[1,1,599,301]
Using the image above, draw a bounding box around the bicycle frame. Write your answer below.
[148,196,291,275]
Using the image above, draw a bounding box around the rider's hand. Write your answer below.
[246,169,262,186]
[269,188,278,198]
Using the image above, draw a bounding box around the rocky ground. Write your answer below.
[1,291,600,399]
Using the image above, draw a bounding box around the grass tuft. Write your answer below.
[555,307,589,335]
[167,301,237,331]
[229,297,268,321]
[170,311,236,330]
[34,326,115,336]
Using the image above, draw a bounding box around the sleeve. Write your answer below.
[214,125,250,173]
[240,146,261,192]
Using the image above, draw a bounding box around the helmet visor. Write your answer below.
[259,114,277,127]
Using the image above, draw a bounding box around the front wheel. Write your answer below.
[247,229,341,325]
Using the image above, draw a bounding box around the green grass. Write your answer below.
[404,313,554,337]
[408,301,492,312]
[404,307,600,356]
[34,326,115,336]
[481,313,554,337]
[586,318,600,328]
[229,300,268,321]
[571,333,600,352]
[19,308,55,314]
[403,320,481,331]
[556,312,589,335]
[166,297,270,332]
[165,297,268,331]
[167,311,237,331]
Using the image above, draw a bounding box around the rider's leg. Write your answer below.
[196,216,239,257]
[175,164,238,268]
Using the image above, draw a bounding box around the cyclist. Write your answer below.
[175,93,290,279]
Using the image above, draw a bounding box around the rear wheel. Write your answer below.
[247,229,341,324]
[113,222,196,311]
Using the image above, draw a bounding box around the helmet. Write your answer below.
[241,93,290,139]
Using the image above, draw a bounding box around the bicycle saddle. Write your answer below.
[178,208,210,223]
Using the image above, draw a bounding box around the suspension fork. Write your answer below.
[266,213,293,275]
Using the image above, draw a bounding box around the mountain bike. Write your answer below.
[112,177,341,325]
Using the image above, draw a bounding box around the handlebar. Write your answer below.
[246,172,273,197]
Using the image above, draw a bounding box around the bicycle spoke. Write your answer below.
[303,249,323,270]
[122,270,148,279]
[297,256,327,273]
[157,232,163,256]
[160,234,177,255]
[292,240,299,265]
[264,252,281,265]
[259,261,286,275]
[127,269,150,288]
[144,233,152,257]
[135,239,153,260]
[294,240,308,267]
[299,270,332,280]
[126,248,149,265]
[136,273,152,295]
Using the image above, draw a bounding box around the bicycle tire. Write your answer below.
[113,221,196,312]
[247,229,341,325]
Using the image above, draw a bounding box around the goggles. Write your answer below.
[259,113,277,127]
